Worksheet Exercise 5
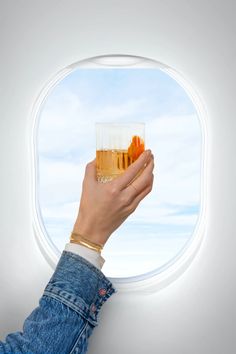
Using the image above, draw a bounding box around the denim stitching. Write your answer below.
[69,321,89,354]
[43,293,97,327]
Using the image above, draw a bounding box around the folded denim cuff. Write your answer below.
[43,251,116,326]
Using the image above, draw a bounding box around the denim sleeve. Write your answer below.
[0,251,116,354]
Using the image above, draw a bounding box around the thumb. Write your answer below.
[84,158,97,181]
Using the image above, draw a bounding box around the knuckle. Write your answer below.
[127,204,136,214]
[150,161,154,171]
[120,194,131,207]
[145,175,153,188]
[85,162,91,171]
[109,185,118,196]
[147,185,152,193]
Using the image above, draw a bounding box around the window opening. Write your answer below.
[34,55,203,279]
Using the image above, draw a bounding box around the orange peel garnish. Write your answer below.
[128,135,145,161]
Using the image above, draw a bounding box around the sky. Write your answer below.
[37,67,202,278]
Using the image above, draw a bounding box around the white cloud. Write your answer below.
[94,98,147,121]
[38,110,202,228]
[38,158,86,205]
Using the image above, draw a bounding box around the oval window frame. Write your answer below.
[30,54,208,293]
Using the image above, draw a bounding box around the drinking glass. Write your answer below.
[96,122,145,182]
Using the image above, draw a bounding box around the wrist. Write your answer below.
[70,232,104,253]
[72,221,109,246]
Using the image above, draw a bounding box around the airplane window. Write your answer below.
[35,55,203,279]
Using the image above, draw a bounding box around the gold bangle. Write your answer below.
[70,232,104,253]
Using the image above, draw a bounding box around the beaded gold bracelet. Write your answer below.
[70,232,104,253]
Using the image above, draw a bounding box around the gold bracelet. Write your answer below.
[70,232,104,253]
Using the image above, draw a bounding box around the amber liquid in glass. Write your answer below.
[96,149,134,182]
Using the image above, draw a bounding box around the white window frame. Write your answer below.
[29,54,208,293]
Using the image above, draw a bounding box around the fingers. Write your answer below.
[114,149,152,190]
[129,173,154,211]
[126,155,154,197]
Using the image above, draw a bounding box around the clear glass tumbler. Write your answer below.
[96,122,145,182]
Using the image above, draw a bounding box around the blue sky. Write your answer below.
[37,67,202,278]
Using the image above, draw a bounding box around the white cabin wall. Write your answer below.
[0,1,235,353]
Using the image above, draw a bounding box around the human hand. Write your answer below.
[72,150,154,246]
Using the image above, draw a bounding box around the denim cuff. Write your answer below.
[43,251,116,326]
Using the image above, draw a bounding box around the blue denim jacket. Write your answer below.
[0,251,116,354]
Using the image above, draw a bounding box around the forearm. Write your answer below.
[0,251,115,354]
